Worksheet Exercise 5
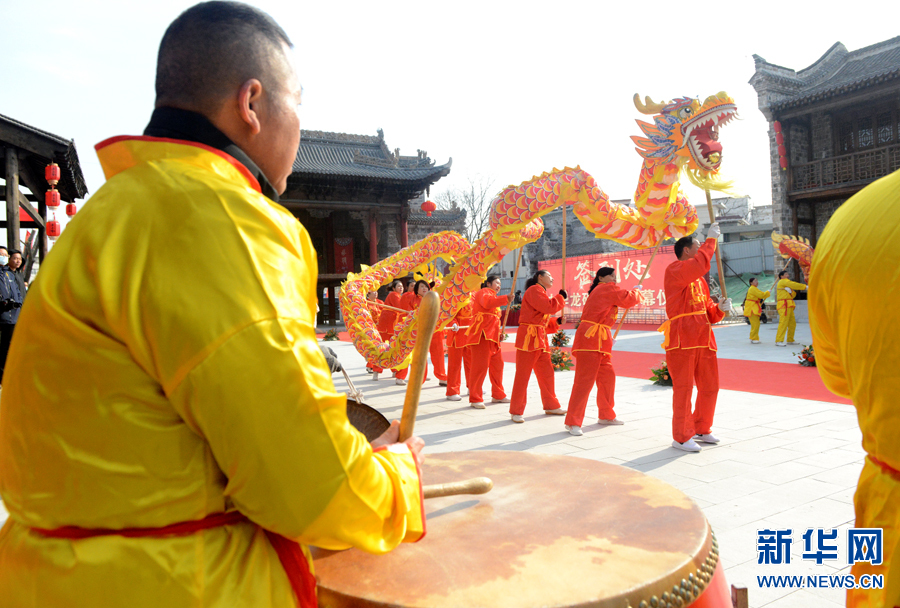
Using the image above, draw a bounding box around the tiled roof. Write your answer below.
[290,129,451,183]
[0,113,88,201]
[407,208,466,225]
[764,37,900,111]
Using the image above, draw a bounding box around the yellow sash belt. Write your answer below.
[657,310,707,349]
[466,312,494,338]
[581,320,612,341]
[520,323,547,351]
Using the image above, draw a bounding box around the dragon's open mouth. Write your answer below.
[682,103,737,171]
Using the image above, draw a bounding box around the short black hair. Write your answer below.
[413,280,430,294]
[778,270,788,279]
[674,236,696,259]
[483,275,500,288]
[598,267,615,278]
[156,1,293,112]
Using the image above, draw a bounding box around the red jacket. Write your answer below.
[367,299,382,324]
[515,285,564,352]
[464,288,508,346]
[660,239,725,351]
[376,291,403,334]
[573,283,640,354]
[447,301,473,349]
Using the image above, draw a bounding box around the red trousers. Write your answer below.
[667,347,719,443]
[468,338,506,403]
[372,331,408,379]
[446,345,472,396]
[565,351,615,427]
[510,349,561,415]
[429,332,447,381]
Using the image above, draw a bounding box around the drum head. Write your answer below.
[313,451,720,608]
[346,398,391,442]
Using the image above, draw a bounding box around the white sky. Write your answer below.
[2,0,898,215]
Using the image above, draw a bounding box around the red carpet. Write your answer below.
[496,343,851,405]
[317,331,851,405]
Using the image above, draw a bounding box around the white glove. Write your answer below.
[706,222,721,241]
[784,287,792,295]
[610,338,617,347]
[450,323,459,332]
[635,284,643,290]
[718,297,732,312]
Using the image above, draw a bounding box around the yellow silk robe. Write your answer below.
[776,277,807,311]
[0,137,425,607]
[809,168,900,608]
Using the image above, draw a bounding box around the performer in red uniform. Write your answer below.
[372,280,406,382]
[564,267,642,435]
[445,299,473,401]
[428,281,448,386]
[509,270,567,422]
[396,280,431,386]
[463,275,513,409]
[660,223,731,452]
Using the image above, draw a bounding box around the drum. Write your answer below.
[346,397,391,442]
[313,451,731,608]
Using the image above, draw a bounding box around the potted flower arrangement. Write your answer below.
[794,344,816,367]
[550,347,573,371]
[323,328,340,341]
[650,360,672,386]
[551,328,570,348]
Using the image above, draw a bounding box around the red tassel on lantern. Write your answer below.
[45,189,61,208]
[421,200,437,217]
[47,220,61,238]
[779,157,788,170]
[66,203,77,217]
[775,133,784,145]
[45,163,61,186]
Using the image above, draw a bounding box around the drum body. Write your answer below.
[313,451,730,608]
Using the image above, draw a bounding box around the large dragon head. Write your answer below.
[631,92,737,187]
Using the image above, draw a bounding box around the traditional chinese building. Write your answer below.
[750,36,900,274]
[281,129,452,324]
[0,113,88,271]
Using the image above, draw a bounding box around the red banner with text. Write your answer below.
[539,246,676,322]
[334,238,354,273]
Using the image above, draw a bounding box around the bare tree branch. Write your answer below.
[434,176,497,243]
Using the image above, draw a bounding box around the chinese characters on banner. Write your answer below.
[334,237,354,273]
[538,246,676,319]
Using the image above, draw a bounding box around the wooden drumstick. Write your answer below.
[423,477,493,499]
[373,301,410,314]
[398,290,441,442]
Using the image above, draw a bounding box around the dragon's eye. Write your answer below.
[679,107,693,119]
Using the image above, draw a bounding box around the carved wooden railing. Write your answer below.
[791,144,900,192]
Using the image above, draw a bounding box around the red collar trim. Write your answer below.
[95,135,262,194]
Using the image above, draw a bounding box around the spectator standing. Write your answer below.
[0,246,24,381]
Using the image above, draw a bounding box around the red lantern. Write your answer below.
[779,157,788,170]
[47,220,61,238]
[777,144,786,156]
[773,121,782,133]
[775,133,784,145]
[45,189,61,208]
[66,203,77,217]
[421,200,437,217]
[45,163,61,186]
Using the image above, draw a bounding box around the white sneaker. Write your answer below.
[672,439,702,452]
[395,378,408,385]
[598,418,624,426]
[787,341,800,345]
[470,402,485,409]
[776,342,787,347]
[695,433,720,444]
[565,425,583,436]
[751,340,760,344]
[371,372,380,381]
[447,394,462,402]
[439,380,448,386]
[511,414,525,423]
[544,408,566,415]
[491,397,511,403]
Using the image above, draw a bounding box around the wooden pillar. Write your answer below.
[400,215,408,248]
[327,285,336,327]
[369,213,378,265]
[324,215,335,325]
[5,148,21,252]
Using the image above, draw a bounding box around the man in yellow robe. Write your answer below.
[0,4,424,607]
[743,276,770,344]
[810,167,900,608]
[775,269,807,346]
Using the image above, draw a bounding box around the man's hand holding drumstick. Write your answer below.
[371,420,425,466]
